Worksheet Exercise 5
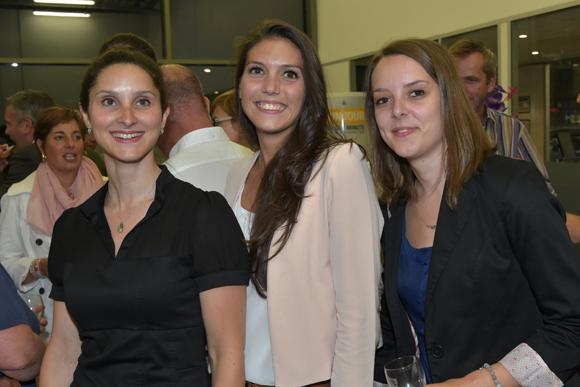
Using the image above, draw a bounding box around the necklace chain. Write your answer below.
[110,180,157,233]
[413,200,437,231]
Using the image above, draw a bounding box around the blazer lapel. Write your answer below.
[224,152,259,208]
[425,186,477,312]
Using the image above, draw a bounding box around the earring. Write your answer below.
[87,126,92,135]
[41,153,47,162]
[160,125,165,135]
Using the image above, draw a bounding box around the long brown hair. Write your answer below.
[235,20,345,297]
[364,38,495,209]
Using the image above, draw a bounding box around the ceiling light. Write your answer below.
[214,91,219,94]
[574,64,579,67]
[34,0,95,4]
[33,11,90,17]
[204,68,211,73]
[519,34,527,38]
[531,51,539,55]
[11,63,18,67]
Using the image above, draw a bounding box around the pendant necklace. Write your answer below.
[413,200,437,230]
[110,179,157,233]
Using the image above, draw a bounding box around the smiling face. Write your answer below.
[239,38,305,145]
[454,52,495,123]
[38,120,84,178]
[81,63,168,164]
[372,55,445,165]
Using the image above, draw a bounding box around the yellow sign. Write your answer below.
[330,108,365,124]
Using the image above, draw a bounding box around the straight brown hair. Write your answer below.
[364,39,495,209]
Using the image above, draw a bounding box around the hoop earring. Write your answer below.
[41,153,47,162]
[160,125,165,135]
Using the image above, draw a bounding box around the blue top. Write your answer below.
[0,262,40,386]
[398,217,433,384]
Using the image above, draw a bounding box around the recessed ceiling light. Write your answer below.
[33,11,90,17]
[204,68,211,73]
[519,34,528,38]
[11,63,18,67]
[34,0,95,4]
[214,91,219,94]
[531,51,539,55]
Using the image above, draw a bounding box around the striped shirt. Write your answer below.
[483,107,555,195]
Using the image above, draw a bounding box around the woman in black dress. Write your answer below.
[40,49,249,386]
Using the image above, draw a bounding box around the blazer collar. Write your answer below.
[425,184,477,311]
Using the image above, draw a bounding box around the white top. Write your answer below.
[0,172,52,340]
[233,188,275,385]
[164,126,253,194]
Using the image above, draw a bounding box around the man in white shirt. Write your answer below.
[157,65,252,194]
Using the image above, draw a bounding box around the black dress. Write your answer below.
[49,166,249,386]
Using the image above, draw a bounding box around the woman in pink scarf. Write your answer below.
[0,106,104,340]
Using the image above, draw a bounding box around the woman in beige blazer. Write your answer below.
[224,20,383,387]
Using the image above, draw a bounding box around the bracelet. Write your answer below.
[480,363,501,387]
[480,368,489,387]
[29,258,47,279]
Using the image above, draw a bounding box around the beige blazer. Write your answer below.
[224,143,383,387]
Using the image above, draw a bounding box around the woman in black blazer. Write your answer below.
[365,39,580,387]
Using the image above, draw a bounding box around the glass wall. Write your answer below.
[511,5,580,162]
[440,25,498,57]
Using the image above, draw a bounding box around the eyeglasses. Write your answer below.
[212,116,233,126]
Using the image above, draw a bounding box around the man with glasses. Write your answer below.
[157,65,252,194]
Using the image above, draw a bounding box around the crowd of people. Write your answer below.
[0,20,579,387]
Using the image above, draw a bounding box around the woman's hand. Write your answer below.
[22,258,49,285]
[429,363,518,387]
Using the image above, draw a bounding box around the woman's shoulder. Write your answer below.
[5,171,36,197]
[321,141,366,170]
[474,155,546,189]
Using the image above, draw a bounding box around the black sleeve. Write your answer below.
[189,191,249,293]
[0,146,41,199]
[504,160,580,382]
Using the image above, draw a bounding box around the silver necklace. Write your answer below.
[110,180,156,233]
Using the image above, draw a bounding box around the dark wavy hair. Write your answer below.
[235,20,346,297]
[80,48,167,116]
[364,38,495,209]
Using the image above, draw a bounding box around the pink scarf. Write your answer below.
[27,157,104,236]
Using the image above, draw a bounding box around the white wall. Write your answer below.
[318,0,580,92]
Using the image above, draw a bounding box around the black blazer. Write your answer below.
[374,155,580,385]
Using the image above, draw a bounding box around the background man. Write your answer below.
[1,90,105,198]
[449,39,580,243]
[158,65,252,194]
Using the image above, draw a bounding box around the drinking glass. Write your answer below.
[22,294,44,318]
[384,356,426,387]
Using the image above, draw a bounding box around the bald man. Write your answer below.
[158,65,252,194]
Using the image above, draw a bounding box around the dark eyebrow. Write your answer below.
[95,90,155,97]
[246,61,303,72]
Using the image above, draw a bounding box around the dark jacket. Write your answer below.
[375,155,580,385]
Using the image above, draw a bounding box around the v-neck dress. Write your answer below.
[48,166,249,387]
